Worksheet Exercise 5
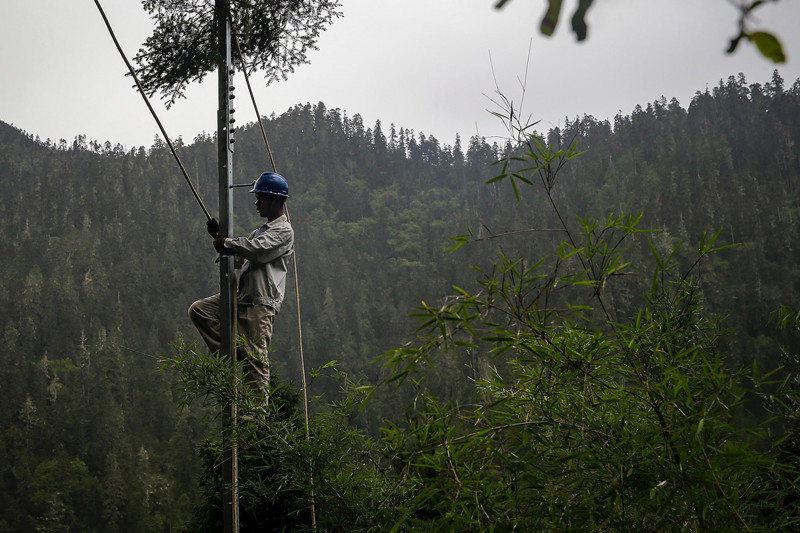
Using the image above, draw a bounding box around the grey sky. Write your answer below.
[2,0,799,150]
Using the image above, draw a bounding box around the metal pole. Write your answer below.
[216,1,238,532]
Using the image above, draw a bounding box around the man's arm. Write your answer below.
[224,225,293,264]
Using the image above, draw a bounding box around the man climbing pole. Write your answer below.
[189,172,294,404]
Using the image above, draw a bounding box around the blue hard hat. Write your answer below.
[250,172,289,197]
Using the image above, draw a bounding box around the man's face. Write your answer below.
[255,193,272,218]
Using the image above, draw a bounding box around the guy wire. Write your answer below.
[92,0,212,222]
[232,21,316,530]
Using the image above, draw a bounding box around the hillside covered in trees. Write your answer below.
[0,71,798,531]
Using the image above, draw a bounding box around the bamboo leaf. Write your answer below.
[749,31,786,63]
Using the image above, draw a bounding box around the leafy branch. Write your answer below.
[134,0,342,105]
[493,0,786,63]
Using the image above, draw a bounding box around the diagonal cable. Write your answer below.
[93,0,212,222]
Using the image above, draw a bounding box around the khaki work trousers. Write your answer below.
[188,294,274,403]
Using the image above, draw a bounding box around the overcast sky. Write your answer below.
[2,0,799,150]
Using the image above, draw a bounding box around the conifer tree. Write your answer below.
[135,0,342,104]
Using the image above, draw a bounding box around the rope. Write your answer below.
[92,0,212,222]
[232,23,316,531]
[231,26,311,439]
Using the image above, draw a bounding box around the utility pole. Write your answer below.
[216,1,238,531]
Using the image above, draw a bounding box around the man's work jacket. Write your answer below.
[223,213,294,312]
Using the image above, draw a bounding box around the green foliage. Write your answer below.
[748,31,786,63]
[0,122,213,532]
[0,69,799,529]
[135,0,342,104]
[377,104,800,530]
[29,456,102,532]
[772,305,800,332]
[727,0,786,63]
[495,0,786,63]
[161,344,403,532]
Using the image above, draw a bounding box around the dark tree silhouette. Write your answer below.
[134,0,342,105]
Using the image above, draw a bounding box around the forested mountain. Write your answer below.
[0,71,798,531]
